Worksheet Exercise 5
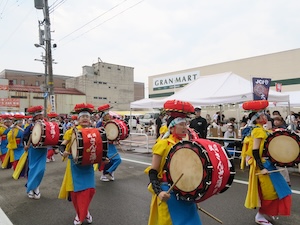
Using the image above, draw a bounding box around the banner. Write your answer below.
[275,83,282,92]
[252,77,272,100]
[0,98,20,107]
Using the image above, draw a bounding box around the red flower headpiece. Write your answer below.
[163,100,194,118]
[97,104,112,112]
[73,103,95,114]
[48,112,59,118]
[14,114,25,120]
[27,105,44,116]
[1,114,11,119]
[24,115,33,119]
[71,115,78,120]
[242,100,269,111]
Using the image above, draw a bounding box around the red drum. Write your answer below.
[264,129,300,167]
[164,139,235,203]
[71,128,108,165]
[104,119,130,141]
[31,120,62,147]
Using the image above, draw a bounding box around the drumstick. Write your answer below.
[117,141,126,154]
[108,152,119,160]
[197,206,223,224]
[255,168,285,175]
[62,137,76,161]
[158,173,184,206]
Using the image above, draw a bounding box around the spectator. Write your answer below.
[189,107,208,138]
[155,114,163,139]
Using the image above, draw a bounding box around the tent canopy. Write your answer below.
[130,72,290,108]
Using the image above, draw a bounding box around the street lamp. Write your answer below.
[34,43,48,117]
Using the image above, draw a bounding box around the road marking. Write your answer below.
[122,158,300,195]
[0,208,13,225]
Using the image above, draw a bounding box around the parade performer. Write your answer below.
[23,105,47,200]
[4,114,25,170]
[144,99,202,225]
[0,115,13,168]
[240,100,292,225]
[46,112,60,162]
[58,103,108,225]
[98,104,122,182]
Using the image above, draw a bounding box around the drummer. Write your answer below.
[23,105,47,200]
[58,103,109,225]
[240,100,292,225]
[0,115,13,167]
[4,114,25,170]
[97,104,122,182]
[144,100,202,225]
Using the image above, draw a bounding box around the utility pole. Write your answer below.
[35,0,55,112]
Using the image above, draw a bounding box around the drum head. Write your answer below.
[71,131,78,160]
[31,123,42,145]
[268,135,299,163]
[169,148,203,192]
[105,122,119,141]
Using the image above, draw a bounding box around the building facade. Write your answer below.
[0,61,144,113]
[148,48,300,99]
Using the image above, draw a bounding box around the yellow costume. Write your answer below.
[242,124,278,209]
[144,135,178,225]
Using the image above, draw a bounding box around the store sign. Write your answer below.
[0,98,20,108]
[153,71,199,91]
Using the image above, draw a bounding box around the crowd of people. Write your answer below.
[0,99,296,225]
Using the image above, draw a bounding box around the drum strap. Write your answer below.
[253,149,265,170]
[149,169,162,195]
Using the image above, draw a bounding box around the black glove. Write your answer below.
[58,145,66,156]
[149,169,162,196]
[253,149,265,170]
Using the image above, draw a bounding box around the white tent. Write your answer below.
[130,72,290,108]
[130,98,164,109]
[277,91,300,107]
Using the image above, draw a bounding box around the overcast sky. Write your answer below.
[0,0,299,88]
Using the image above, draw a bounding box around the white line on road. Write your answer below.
[0,208,13,225]
[122,158,300,195]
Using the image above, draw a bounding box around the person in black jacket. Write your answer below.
[189,107,207,139]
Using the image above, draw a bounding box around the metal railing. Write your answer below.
[119,132,154,153]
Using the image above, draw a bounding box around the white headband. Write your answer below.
[162,117,187,139]
[78,111,90,118]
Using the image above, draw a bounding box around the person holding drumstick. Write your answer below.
[23,105,47,200]
[241,100,292,225]
[58,103,109,225]
[144,100,202,225]
[97,104,122,182]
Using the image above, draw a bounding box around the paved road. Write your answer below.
[0,137,299,225]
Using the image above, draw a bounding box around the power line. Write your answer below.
[0,7,34,50]
[58,0,128,43]
[49,0,67,14]
[59,0,145,46]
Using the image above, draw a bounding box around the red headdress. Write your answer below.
[73,103,95,114]
[27,105,44,117]
[97,104,112,112]
[163,100,194,118]
[13,114,25,120]
[24,115,33,119]
[242,100,269,111]
[47,112,59,118]
[71,115,78,120]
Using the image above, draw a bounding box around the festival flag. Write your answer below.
[252,77,272,100]
[275,83,282,92]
